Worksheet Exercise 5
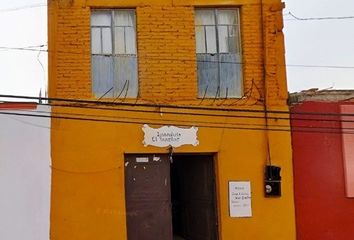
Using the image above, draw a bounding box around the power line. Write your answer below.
[286,64,354,70]
[41,101,354,125]
[0,110,289,132]
[4,115,50,129]
[1,98,354,135]
[0,107,294,130]
[27,107,354,132]
[3,99,352,133]
[51,165,120,174]
[1,109,353,135]
[1,46,354,70]
[285,11,354,21]
[2,108,292,130]
[0,46,47,52]
[1,94,272,115]
[3,94,354,118]
[0,3,46,13]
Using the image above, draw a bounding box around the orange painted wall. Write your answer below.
[48,0,296,239]
[48,0,288,105]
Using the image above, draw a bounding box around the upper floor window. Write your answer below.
[91,10,138,98]
[195,9,242,98]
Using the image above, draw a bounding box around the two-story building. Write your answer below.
[48,0,296,239]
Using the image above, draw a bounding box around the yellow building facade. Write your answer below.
[48,0,296,239]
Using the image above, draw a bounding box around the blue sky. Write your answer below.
[0,0,353,98]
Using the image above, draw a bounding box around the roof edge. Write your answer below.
[0,102,38,110]
[289,89,354,104]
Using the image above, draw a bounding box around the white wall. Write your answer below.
[0,105,51,240]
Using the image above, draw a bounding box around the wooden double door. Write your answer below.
[124,154,218,240]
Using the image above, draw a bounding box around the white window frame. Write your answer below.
[195,8,243,99]
[91,9,138,99]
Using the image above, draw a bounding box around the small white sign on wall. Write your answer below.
[229,181,252,218]
[142,124,199,148]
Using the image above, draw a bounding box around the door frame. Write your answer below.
[123,152,221,240]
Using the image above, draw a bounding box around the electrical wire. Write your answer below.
[285,11,354,21]
[0,46,47,53]
[36,104,354,131]
[24,100,354,127]
[0,3,46,13]
[36,45,47,95]
[3,94,354,118]
[1,89,353,132]
[0,110,289,131]
[3,89,354,137]
[0,107,293,130]
[1,46,354,70]
[1,106,353,135]
[51,165,120,174]
[41,101,353,125]
[4,115,51,129]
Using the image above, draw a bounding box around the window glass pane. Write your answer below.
[218,26,229,53]
[114,27,126,54]
[114,10,135,27]
[219,54,242,97]
[217,9,238,25]
[125,27,136,54]
[92,55,114,98]
[195,26,206,53]
[205,26,217,53]
[228,25,239,54]
[91,11,111,27]
[197,55,219,97]
[91,28,101,54]
[102,27,112,54]
[114,56,138,97]
[195,10,215,25]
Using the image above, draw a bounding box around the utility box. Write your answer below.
[265,165,281,197]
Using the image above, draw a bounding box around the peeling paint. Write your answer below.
[153,156,161,162]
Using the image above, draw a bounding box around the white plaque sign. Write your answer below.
[142,124,199,148]
[229,181,252,218]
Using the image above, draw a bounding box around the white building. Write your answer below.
[0,103,51,240]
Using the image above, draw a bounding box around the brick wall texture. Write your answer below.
[48,0,288,106]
